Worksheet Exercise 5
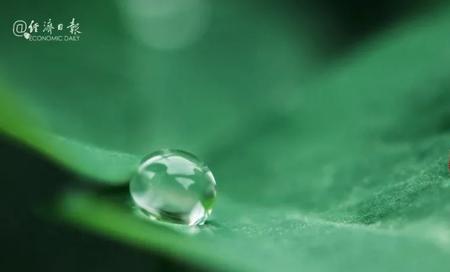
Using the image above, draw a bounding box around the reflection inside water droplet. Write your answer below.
[130,149,217,226]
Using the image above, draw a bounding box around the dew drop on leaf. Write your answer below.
[130,149,217,226]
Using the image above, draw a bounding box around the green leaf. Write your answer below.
[2,1,450,272]
[0,85,139,183]
[0,0,315,183]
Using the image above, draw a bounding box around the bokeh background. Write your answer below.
[1,0,450,271]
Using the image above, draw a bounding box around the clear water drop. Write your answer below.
[130,149,217,226]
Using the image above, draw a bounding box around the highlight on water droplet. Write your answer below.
[130,149,217,226]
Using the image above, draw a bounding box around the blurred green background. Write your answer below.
[1,0,450,271]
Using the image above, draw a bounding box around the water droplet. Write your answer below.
[130,149,217,226]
